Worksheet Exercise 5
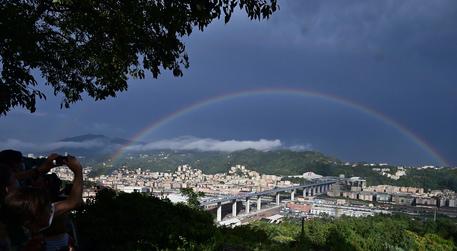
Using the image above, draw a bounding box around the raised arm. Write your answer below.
[15,153,59,180]
[54,156,83,216]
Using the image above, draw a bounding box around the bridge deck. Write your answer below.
[200,180,336,206]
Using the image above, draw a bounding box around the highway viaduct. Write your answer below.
[200,180,336,222]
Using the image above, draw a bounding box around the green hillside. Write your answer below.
[89,149,457,192]
[108,149,340,175]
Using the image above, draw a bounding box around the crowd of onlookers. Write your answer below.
[0,150,83,251]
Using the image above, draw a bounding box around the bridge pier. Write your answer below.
[202,181,335,222]
[217,202,222,222]
[257,196,262,211]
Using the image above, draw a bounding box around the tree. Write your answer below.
[180,187,205,208]
[0,0,278,115]
[75,189,216,250]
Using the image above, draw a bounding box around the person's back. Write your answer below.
[0,163,22,251]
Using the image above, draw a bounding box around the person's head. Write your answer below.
[0,163,18,200]
[0,150,24,172]
[33,173,62,202]
[4,187,54,233]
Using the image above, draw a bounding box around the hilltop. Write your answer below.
[60,134,130,145]
[110,148,341,175]
[45,134,130,157]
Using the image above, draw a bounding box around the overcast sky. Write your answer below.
[1,0,456,166]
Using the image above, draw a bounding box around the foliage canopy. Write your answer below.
[74,189,457,250]
[0,0,277,115]
[180,187,205,209]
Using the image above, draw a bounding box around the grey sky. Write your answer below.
[1,0,456,166]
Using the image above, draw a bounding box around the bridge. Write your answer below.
[200,179,337,222]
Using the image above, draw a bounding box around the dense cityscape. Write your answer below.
[49,157,457,227]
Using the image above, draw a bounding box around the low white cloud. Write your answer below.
[0,136,312,154]
[0,139,113,153]
[125,137,283,152]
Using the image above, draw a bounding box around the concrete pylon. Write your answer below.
[232,200,237,217]
[291,189,295,201]
[276,193,280,205]
[246,198,250,214]
[257,196,262,211]
[217,202,222,222]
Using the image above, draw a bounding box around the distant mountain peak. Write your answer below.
[50,134,130,157]
[60,134,110,142]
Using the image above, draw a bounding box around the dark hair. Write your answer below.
[0,163,13,200]
[0,150,23,165]
[4,187,50,227]
[44,173,62,202]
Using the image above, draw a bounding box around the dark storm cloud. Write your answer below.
[281,0,457,52]
[1,0,456,165]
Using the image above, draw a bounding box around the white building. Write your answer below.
[119,186,151,193]
[310,204,390,218]
[302,172,323,180]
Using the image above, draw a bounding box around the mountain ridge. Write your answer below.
[60,134,130,145]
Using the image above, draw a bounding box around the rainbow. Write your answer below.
[111,87,448,166]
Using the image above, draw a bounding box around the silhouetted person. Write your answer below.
[5,156,83,251]
[0,163,17,250]
[0,150,23,173]
[0,150,61,186]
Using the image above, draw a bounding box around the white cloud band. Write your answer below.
[0,136,310,154]
[125,137,284,152]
